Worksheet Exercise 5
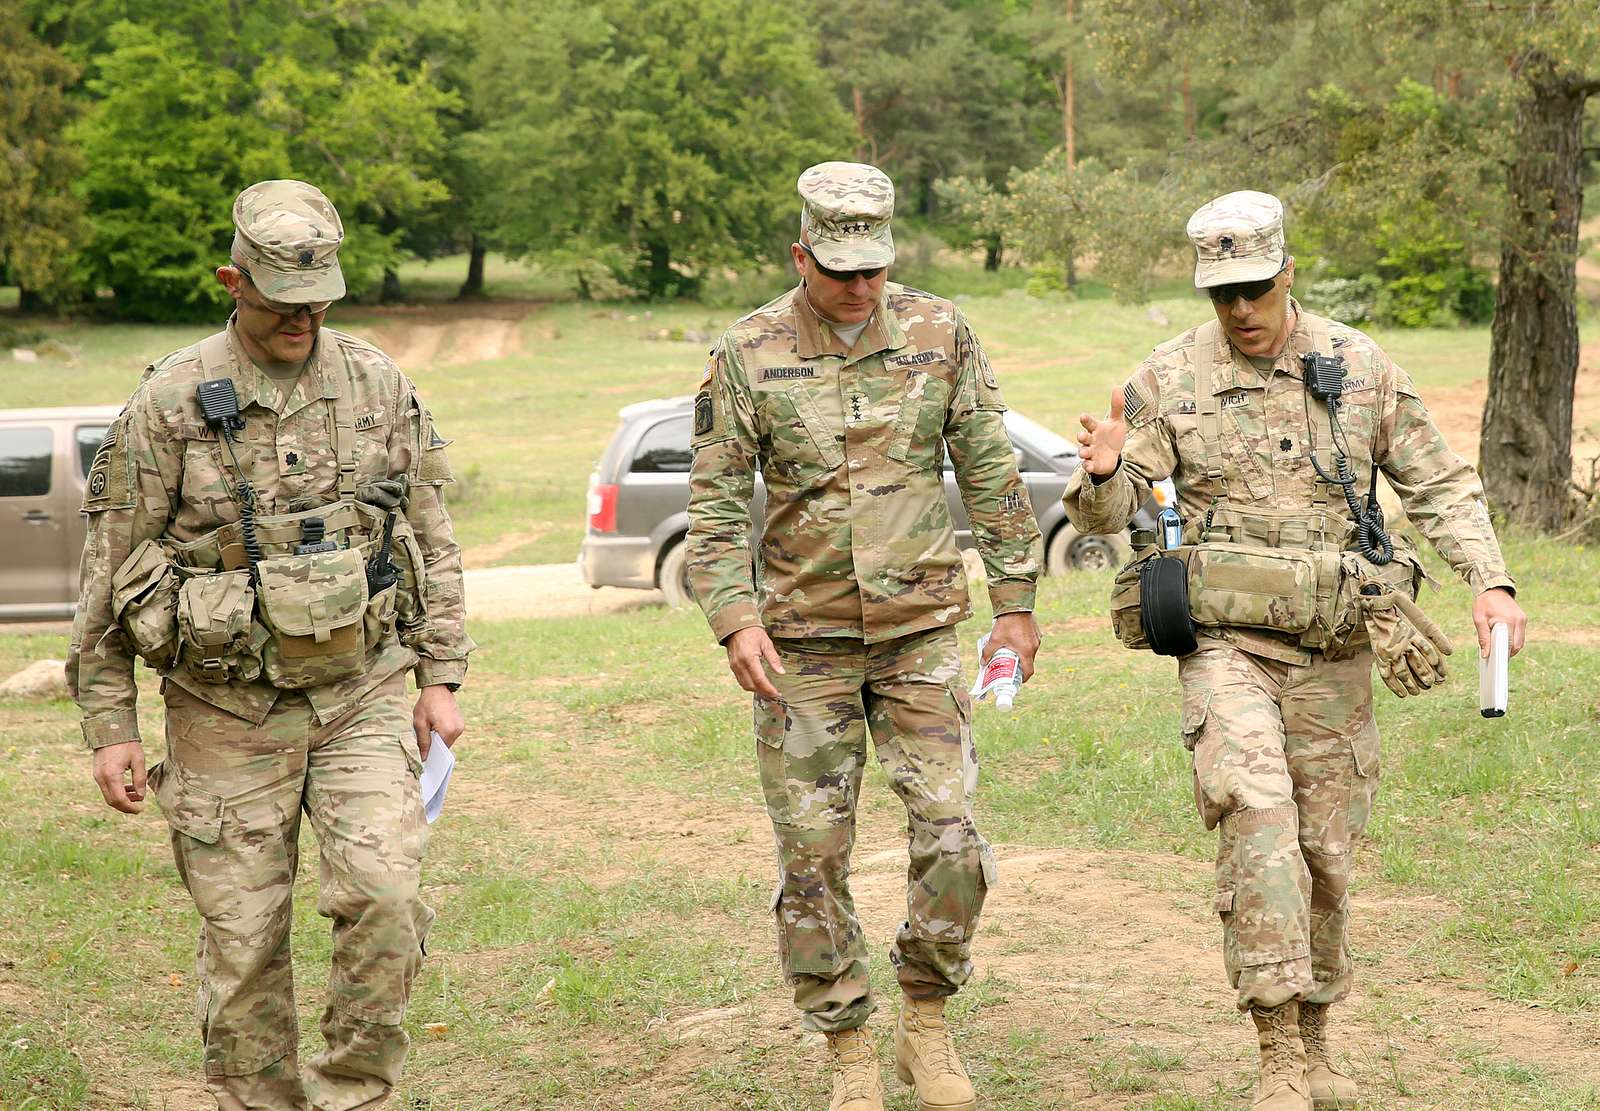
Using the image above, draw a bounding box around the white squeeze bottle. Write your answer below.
[971,631,1023,712]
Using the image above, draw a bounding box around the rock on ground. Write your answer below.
[0,659,68,700]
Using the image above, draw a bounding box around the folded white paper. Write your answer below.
[420,731,455,823]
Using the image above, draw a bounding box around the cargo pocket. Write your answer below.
[1182,687,1226,830]
[151,759,224,846]
[887,372,950,464]
[111,539,181,670]
[1346,717,1381,843]
[176,571,260,685]
[255,548,370,690]
[759,387,843,488]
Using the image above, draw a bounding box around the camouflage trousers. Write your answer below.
[755,627,996,1033]
[150,672,434,1111]
[1179,639,1380,1011]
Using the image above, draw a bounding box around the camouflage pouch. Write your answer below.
[111,538,181,670]
[1185,543,1320,635]
[1110,552,1155,651]
[177,571,263,684]
[255,548,370,690]
[1323,547,1428,656]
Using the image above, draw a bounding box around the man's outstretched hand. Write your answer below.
[1077,387,1128,477]
[726,626,785,701]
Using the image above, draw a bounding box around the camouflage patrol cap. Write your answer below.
[797,161,895,270]
[1186,190,1285,288]
[230,179,346,303]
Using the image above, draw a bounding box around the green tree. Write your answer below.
[0,0,86,309]
[466,0,851,299]
[51,0,459,320]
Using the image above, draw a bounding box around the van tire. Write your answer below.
[1045,526,1130,575]
[657,539,693,608]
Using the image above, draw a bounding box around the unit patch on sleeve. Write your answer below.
[694,390,715,437]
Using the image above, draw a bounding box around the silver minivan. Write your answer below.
[580,396,1171,604]
[0,405,122,620]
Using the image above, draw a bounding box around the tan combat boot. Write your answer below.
[1299,1002,1359,1109]
[825,1027,885,1111]
[893,996,976,1111]
[1251,1002,1312,1111]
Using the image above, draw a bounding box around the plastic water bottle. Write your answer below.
[971,632,1022,712]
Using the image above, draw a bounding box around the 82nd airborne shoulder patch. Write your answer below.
[693,390,714,437]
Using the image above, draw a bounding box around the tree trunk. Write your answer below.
[1479,57,1596,532]
[1180,59,1197,140]
[645,240,673,299]
[1063,0,1077,171]
[381,267,404,304]
[852,86,869,162]
[984,235,1003,271]
[18,287,48,313]
[456,235,487,300]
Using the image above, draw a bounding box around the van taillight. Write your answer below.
[587,483,618,533]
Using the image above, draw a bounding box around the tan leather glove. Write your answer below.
[1360,586,1453,697]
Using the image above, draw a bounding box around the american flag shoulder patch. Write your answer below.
[1122,382,1148,422]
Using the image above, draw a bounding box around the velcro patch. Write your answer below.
[1175,400,1197,415]
[886,349,943,369]
[1122,382,1147,422]
[82,419,135,513]
[1220,390,1250,409]
[758,366,820,382]
[693,390,714,436]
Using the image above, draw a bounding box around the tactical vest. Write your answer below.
[110,331,432,690]
[1110,316,1423,656]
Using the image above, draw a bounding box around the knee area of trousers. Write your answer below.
[1221,805,1299,838]
[321,868,422,924]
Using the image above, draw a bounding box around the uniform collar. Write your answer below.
[224,316,333,419]
[793,283,906,365]
[1212,296,1307,393]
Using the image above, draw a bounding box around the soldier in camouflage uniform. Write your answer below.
[69,180,474,1111]
[1064,191,1527,1111]
[688,161,1042,1111]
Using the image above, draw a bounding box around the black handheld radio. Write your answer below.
[196,380,264,576]
[1300,351,1392,565]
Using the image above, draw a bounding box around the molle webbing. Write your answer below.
[1192,319,1227,493]
[194,328,359,502]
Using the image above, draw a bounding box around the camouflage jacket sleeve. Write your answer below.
[391,375,476,686]
[1375,358,1514,594]
[1061,364,1175,535]
[67,389,179,749]
[686,340,762,642]
[944,315,1041,614]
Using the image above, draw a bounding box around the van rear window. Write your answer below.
[631,416,693,473]
[0,428,52,497]
[77,425,110,478]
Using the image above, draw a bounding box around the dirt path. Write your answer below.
[440,706,1600,1109]
[462,563,663,620]
[354,299,542,369]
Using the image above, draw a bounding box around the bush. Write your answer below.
[1303,275,1382,324]
[1374,226,1495,327]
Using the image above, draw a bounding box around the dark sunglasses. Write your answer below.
[237,266,333,316]
[1206,260,1288,305]
[799,242,885,283]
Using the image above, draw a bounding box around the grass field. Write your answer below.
[1,264,1598,1108]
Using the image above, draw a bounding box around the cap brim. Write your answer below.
[810,229,895,271]
[1194,250,1282,289]
[250,261,346,304]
